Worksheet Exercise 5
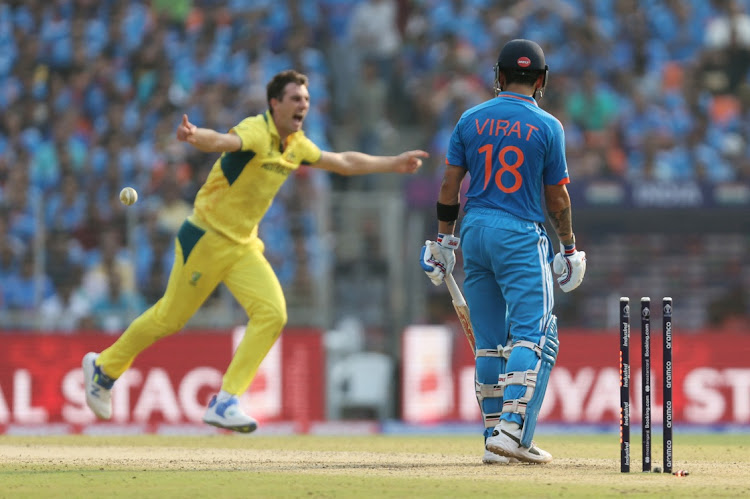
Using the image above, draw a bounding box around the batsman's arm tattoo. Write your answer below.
[547,205,574,245]
[443,219,456,230]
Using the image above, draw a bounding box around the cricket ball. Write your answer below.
[119,187,138,206]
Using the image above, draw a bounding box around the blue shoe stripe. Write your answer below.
[215,397,238,417]
[93,364,115,389]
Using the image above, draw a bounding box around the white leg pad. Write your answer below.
[475,346,507,429]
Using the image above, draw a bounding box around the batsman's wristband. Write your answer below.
[437,233,460,250]
[437,202,460,222]
[562,234,576,255]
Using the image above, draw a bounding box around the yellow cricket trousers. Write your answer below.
[97,219,287,395]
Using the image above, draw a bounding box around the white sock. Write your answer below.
[216,390,234,402]
[499,420,521,432]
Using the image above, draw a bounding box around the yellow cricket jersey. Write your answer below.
[191,110,322,245]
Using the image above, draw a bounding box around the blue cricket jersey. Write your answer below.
[446,92,569,223]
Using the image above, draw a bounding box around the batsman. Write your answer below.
[420,39,586,464]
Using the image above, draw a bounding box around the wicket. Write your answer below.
[641,298,651,472]
[663,297,673,474]
[619,298,630,473]
[619,296,673,474]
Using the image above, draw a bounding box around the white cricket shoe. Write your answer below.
[82,352,114,420]
[485,424,553,464]
[483,448,514,464]
[202,395,258,433]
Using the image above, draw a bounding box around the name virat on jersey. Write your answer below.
[475,119,539,141]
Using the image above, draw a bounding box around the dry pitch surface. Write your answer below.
[1,433,749,498]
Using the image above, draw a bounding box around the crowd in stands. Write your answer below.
[0,0,748,332]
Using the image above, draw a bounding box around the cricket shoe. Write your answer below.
[202,395,258,433]
[82,352,115,420]
[485,425,552,464]
[482,448,516,465]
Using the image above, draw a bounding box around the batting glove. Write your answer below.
[552,241,586,292]
[420,233,460,286]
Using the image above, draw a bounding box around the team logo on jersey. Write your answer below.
[189,271,202,286]
[517,57,531,67]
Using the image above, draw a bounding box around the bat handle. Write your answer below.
[445,273,467,307]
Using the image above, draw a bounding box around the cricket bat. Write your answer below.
[445,273,476,353]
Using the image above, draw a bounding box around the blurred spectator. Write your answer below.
[155,179,192,234]
[45,229,83,290]
[140,227,173,302]
[350,58,390,156]
[652,0,706,63]
[700,0,750,94]
[4,252,54,311]
[45,173,87,232]
[348,0,401,81]
[38,269,94,332]
[0,239,19,282]
[3,168,40,245]
[91,265,145,334]
[565,70,620,141]
[81,227,135,301]
[72,195,105,255]
[704,0,750,50]
[140,258,169,306]
[151,0,191,32]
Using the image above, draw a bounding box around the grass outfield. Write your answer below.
[1,433,748,498]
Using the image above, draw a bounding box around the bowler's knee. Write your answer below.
[150,299,192,336]
[249,301,287,340]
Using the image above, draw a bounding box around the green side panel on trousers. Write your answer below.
[177,220,206,264]
[221,150,256,185]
